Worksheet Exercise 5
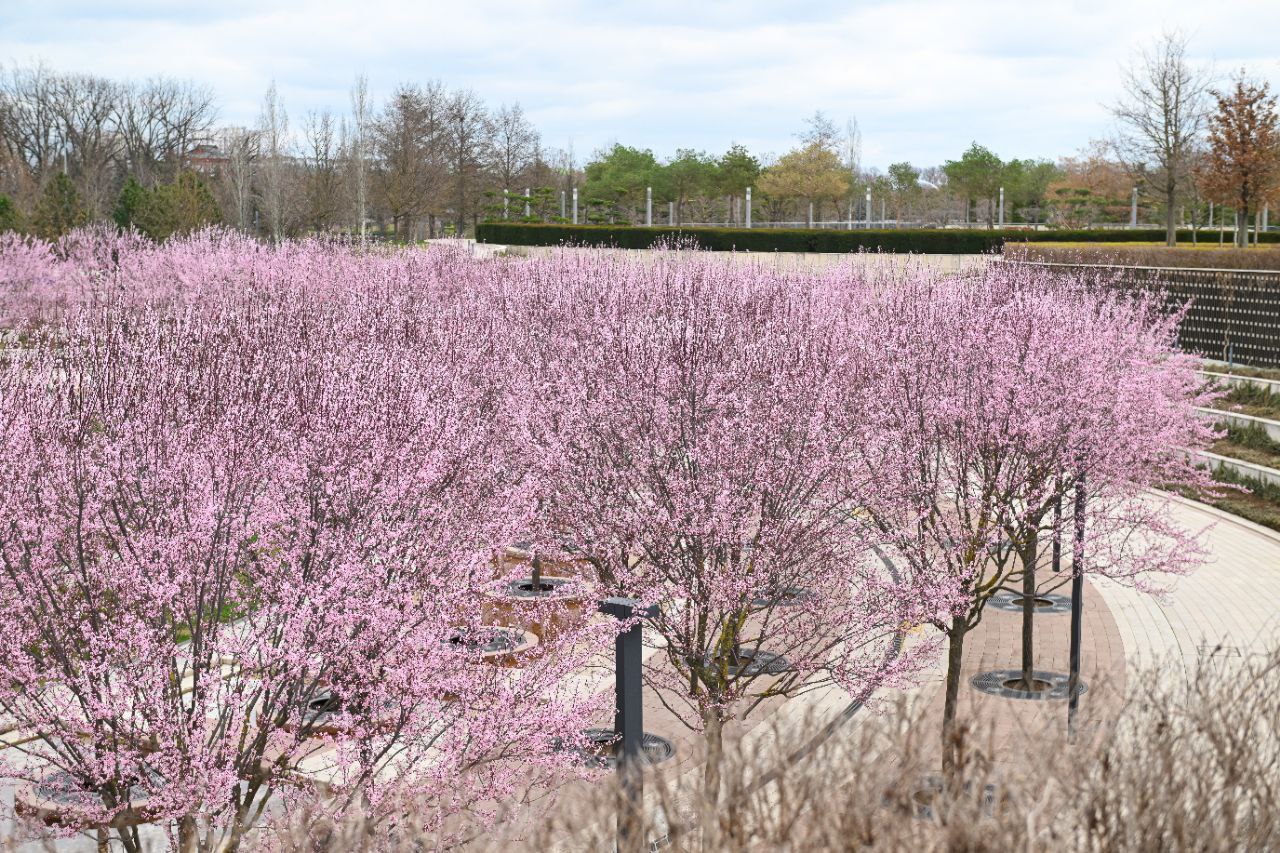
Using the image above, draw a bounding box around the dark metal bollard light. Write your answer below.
[1068,473,1087,741]
[599,597,660,851]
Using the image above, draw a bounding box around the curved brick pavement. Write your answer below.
[9,495,1279,849]
[736,492,1280,764]
[1092,494,1280,678]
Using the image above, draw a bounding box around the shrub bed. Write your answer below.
[476,223,1280,254]
[1005,242,1280,270]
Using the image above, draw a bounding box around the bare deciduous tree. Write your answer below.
[51,72,121,217]
[490,102,539,194]
[115,77,216,185]
[300,110,346,233]
[257,82,290,241]
[1111,30,1211,246]
[373,81,448,239]
[0,63,64,192]
[841,116,862,221]
[349,73,370,240]
[217,126,258,232]
[445,88,492,236]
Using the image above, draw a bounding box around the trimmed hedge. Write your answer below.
[475,222,1280,254]
[1006,243,1280,271]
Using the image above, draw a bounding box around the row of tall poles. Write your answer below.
[502,187,896,229]
[502,186,1273,234]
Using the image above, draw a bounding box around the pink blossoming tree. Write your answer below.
[845,262,1215,767]
[0,242,608,851]
[511,250,935,809]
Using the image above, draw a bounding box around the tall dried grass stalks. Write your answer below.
[266,649,1280,852]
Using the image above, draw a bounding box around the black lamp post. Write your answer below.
[1068,473,1087,740]
[599,597,660,850]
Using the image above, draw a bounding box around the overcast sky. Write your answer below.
[3,0,1279,169]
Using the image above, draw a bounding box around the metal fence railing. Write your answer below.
[1007,261,1280,369]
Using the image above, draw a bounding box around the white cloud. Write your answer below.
[2,0,1278,167]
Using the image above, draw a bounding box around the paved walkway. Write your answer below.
[1092,494,1280,676]
[10,495,1280,849]
[718,492,1280,768]
[467,241,991,275]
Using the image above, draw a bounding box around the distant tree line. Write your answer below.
[2,38,1277,244]
[0,64,565,241]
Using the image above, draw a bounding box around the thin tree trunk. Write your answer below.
[1165,181,1177,246]
[179,815,199,853]
[942,620,967,775]
[701,706,724,852]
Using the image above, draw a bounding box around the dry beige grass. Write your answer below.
[264,649,1280,852]
[1004,242,1280,271]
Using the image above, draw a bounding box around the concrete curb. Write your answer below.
[1156,489,1280,546]
[1189,449,1280,489]
[1196,407,1280,443]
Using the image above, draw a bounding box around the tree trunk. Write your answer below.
[941,619,967,775]
[700,706,725,852]
[178,815,199,853]
[1238,205,1250,248]
[1165,179,1177,246]
[1020,529,1039,689]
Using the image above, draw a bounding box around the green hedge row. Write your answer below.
[475,223,1280,254]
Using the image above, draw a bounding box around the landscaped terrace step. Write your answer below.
[1188,449,1280,490]
[1195,407,1280,444]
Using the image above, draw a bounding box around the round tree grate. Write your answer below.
[902,775,998,820]
[970,669,1087,701]
[988,591,1073,614]
[502,576,578,599]
[704,648,793,676]
[751,586,815,608]
[34,768,160,808]
[444,626,521,654]
[573,729,676,769]
[729,648,792,676]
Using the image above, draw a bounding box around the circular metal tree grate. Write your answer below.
[987,591,1073,615]
[728,648,792,676]
[904,775,998,821]
[704,648,794,676]
[444,626,521,654]
[970,669,1087,701]
[751,586,816,608]
[503,576,579,599]
[572,729,676,769]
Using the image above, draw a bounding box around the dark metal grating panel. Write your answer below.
[1007,263,1280,369]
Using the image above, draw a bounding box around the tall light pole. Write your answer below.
[572,187,579,225]
[865,187,872,229]
[599,598,660,851]
[745,187,752,228]
[998,186,1005,228]
[1068,473,1087,740]
[1130,187,1138,229]
[646,186,652,227]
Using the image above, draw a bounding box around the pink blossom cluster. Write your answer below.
[0,231,1216,846]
